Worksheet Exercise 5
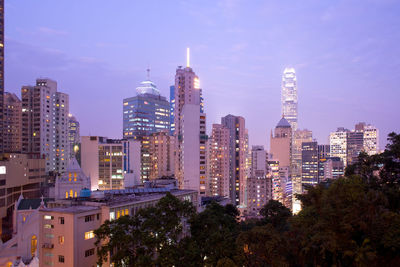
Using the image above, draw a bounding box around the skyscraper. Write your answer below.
[148,130,175,180]
[329,127,349,167]
[301,141,319,188]
[247,146,271,217]
[208,124,230,198]
[0,0,4,153]
[21,78,70,174]
[221,115,247,206]
[281,68,298,131]
[3,92,22,153]
[169,85,175,135]
[270,117,292,208]
[174,49,207,197]
[123,72,171,181]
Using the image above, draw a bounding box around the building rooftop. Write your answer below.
[17,198,54,210]
[276,117,291,128]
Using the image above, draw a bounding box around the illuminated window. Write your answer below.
[31,235,37,256]
[74,191,77,198]
[65,191,68,198]
[59,236,64,244]
[69,190,73,198]
[84,231,95,240]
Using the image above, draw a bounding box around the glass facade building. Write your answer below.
[281,68,298,131]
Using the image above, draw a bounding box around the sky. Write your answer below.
[5,0,400,150]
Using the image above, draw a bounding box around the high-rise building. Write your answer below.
[270,117,292,208]
[0,0,4,153]
[123,73,171,181]
[320,157,344,181]
[268,160,281,202]
[208,124,230,198]
[21,78,70,174]
[3,92,22,152]
[247,146,271,217]
[68,114,80,160]
[355,122,379,156]
[347,131,364,166]
[169,85,175,135]
[148,131,174,180]
[123,76,170,138]
[301,141,319,189]
[291,129,312,211]
[281,68,298,131]
[329,127,349,167]
[174,49,207,198]
[221,115,247,207]
[80,136,141,190]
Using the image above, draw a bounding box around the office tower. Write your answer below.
[123,75,170,138]
[281,68,298,131]
[208,124,230,197]
[0,0,4,153]
[247,146,271,217]
[291,129,312,211]
[329,127,349,167]
[174,49,207,197]
[268,160,281,202]
[68,114,80,160]
[3,93,22,152]
[123,72,171,181]
[170,85,175,135]
[347,131,364,166]
[221,115,247,206]
[21,78,70,174]
[355,122,379,155]
[80,136,141,190]
[318,144,330,159]
[301,141,319,189]
[270,117,292,208]
[148,131,174,180]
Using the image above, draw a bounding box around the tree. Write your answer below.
[94,192,195,267]
[259,200,291,231]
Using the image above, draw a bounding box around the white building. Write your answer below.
[80,136,141,190]
[330,127,349,167]
[281,68,298,131]
[21,78,69,174]
[174,49,207,198]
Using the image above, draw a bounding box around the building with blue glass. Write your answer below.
[123,80,170,138]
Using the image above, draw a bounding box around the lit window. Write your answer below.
[84,231,95,240]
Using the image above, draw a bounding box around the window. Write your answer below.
[85,215,94,222]
[96,213,100,220]
[44,215,53,220]
[58,236,64,244]
[31,235,37,256]
[85,248,95,257]
[58,255,65,263]
[59,217,64,224]
[44,224,54,229]
[84,231,94,240]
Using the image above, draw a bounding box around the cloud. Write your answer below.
[37,27,69,36]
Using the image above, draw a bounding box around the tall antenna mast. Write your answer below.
[146,67,150,80]
[186,47,190,68]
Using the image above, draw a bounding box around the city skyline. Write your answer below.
[4,0,400,149]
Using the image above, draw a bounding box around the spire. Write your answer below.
[186,47,190,68]
[146,67,150,80]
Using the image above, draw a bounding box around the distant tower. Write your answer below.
[281,68,298,131]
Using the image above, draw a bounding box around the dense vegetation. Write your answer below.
[95,133,400,267]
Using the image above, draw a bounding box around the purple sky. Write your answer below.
[5,0,400,150]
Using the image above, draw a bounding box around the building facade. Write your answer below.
[21,78,69,174]
[3,93,22,153]
[174,53,207,198]
[0,0,4,153]
[148,131,174,180]
[221,115,247,207]
[80,136,141,191]
[208,124,230,198]
[281,68,298,131]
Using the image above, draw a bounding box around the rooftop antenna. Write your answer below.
[146,67,150,80]
[186,47,190,68]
